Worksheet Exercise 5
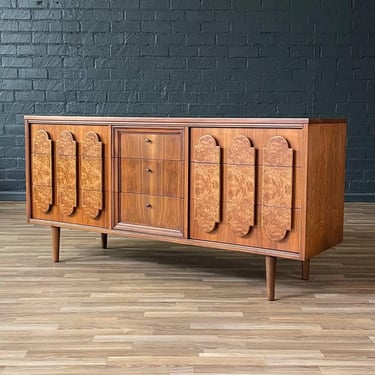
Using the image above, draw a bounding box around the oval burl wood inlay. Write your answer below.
[81,132,103,219]
[32,130,53,213]
[263,136,293,242]
[227,135,255,237]
[56,131,77,216]
[193,135,221,233]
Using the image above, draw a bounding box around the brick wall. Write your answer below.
[0,0,374,199]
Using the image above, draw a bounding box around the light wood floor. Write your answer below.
[0,202,375,374]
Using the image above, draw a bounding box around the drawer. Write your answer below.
[118,130,183,160]
[119,193,183,230]
[120,159,183,197]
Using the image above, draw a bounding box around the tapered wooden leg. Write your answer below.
[51,226,60,263]
[101,233,108,249]
[265,256,277,301]
[302,259,310,280]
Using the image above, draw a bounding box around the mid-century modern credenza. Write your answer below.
[24,116,347,300]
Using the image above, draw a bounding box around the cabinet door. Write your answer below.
[113,128,184,237]
[189,127,302,253]
[29,124,111,228]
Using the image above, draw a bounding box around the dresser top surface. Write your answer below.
[24,115,346,128]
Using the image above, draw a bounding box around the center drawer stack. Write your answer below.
[113,127,184,236]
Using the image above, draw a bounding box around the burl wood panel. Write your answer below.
[192,135,221,233]
[227,135,255,237]
[263,136,293,242]
[56,131,77,217]
[31,130,53,213]
[81,132,103,219]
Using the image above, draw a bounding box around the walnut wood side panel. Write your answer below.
[191,135,221,233]
[227,135,255,237]
[303,122,347,259]
[56,130,77,217]
[81,131,103,219]
[262,136,294,242]
[31,130,53,213]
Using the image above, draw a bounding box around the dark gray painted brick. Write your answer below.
[232,0,261,10]
[32,9,62,20]
[202,21,230,33]
[81,0,109,8]
[0,68,18,78]
[2,80,32,90]
[0,1,374,196]
[125,9,155,21]
[2,32,31,43]
[0,0,13,6]
[17,0,47,7]
[0,180,19,191]
[0,20,19,31]
[156,33,185,45]
[141,46,168,56]
[185,11,214,22]
[201,0,231,10]
[186,33,215,46]
[0,45,17,55]
[170,0,200,10]
[94,10,124,21]
[2,9,31,20]
[0,92,14,102]
[155,10,183,21]
[32,80,64,90]
[171,21,200,33]
[141,20,170,32]
[81,21,110,32]
[2,57,32,67]
[140,0,169,9]
[111,0,139,8]
[112,21,140,32]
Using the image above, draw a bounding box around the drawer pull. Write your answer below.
[145,138,152,143]
[145,203,152,208]
[145,167,152,173]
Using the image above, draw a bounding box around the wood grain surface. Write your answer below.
[56,131,77,217]
[31,130,53,213]
[227,135,255,237]
[191,135,221,233]
[1,201,374,374]
[81,132,103,220]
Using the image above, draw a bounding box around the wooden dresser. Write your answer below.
[25,116,347,300]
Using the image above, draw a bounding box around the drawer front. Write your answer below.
[118,130,182,160]
[120,159,183,197]
[119,193,183,230]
